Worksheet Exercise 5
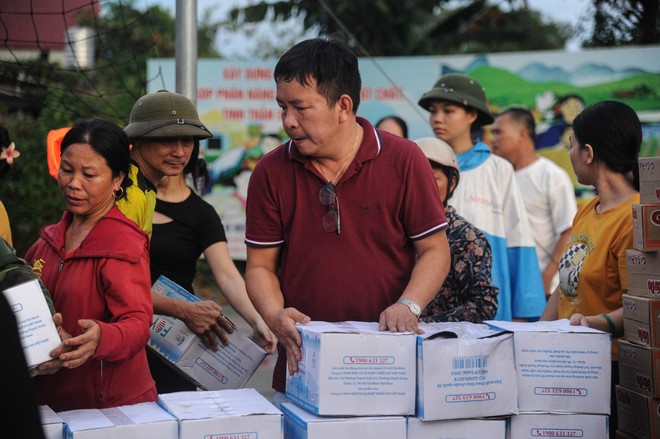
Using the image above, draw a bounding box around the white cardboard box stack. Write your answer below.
[486,320,611,439]
[618,156,660,439]
[157,388,282,439]
[282,321,516,439]
[57,402,178,439]
[40,390,283,439]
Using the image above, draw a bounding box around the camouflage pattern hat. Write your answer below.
[124,90,212,140]
[418,73,494,126]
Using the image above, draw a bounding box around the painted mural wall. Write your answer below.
[148,45,660,260]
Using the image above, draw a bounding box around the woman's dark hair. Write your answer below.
[376,116,409,138]
[0,126,11,179]
[60,119,132,196]
[184,139,211,195]
[572,100,641,190]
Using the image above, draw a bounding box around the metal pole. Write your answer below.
[175,0,197,104]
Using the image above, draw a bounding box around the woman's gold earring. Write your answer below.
[113,187,124,199]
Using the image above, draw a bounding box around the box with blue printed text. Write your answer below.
[486,319,611,414]
[285,321,417,416]
[148,275,266,391]
[415,321,517,421]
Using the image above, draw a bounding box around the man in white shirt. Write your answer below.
[491,107,577,298]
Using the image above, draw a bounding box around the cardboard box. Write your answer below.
[281,402,406,439]
[622,294,660,347]
[507,413,608,439]
[286,321,417,416]
[486,319,611,414]
[406,416,506,439]
[58,402,177,439]
[148,275,266,390]
[157,388,282,439]
[626,249,660,298]
[632,204,660,252]
[415,322,518,420]
[39,405,64,439]
[616,384,660,439]
[2,279,60,368]
[639,157,660,204]
[618,339,660,398]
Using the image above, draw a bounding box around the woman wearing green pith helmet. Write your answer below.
[121,90,275,394]
[418,73,546,322]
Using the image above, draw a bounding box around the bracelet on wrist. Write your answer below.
[599,313,615,335]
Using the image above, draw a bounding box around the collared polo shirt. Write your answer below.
[245,117,447,392]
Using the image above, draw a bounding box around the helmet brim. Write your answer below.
[418,89,494,126]
[125,120,212,140]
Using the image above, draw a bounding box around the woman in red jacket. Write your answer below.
[26,119,156,411]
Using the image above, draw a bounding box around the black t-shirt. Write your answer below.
[150,190,227,293]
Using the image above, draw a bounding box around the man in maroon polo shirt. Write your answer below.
[244,37,451,404]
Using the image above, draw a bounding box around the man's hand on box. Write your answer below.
[267,307,310,376]
[379,303,423,334]
[182,300,234,351]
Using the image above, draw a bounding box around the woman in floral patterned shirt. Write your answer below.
[414,138,498,322]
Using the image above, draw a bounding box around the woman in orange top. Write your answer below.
[541,100,641,438]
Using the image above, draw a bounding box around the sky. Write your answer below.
[140,0,593,57]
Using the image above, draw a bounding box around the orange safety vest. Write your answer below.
[46,127,71,180]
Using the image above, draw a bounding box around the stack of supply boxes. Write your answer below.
[485,320,611,438]
[618,156,660,439]
[39,389,284,439]
[281,320,516,439]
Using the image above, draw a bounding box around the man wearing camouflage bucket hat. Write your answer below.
[117,89,212,237]
[419,73,546,322]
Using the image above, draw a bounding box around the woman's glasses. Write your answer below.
[319,183,341,234]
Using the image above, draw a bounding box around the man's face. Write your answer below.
[134,137,194,182]
[490,114,520,162]
[276,77,342,158]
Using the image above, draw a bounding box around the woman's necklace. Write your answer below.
[313,126,361,185]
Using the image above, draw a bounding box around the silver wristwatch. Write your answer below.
[397,298,422,318]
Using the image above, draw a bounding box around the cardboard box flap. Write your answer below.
[58,409,115,431]
[158,388,281,420]
[281,402,398,423]
[420,321,510,340]
[485,318,607,334]
[38,405,63,424]
[59,403,175,431]
[295,320,414,336]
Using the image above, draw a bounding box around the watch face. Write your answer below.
[410,303,421,316]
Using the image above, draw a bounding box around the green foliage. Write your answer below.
[227,0,572,56]
[1,2,221,256]
[583,0,659,47]
[0,111,63,256]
